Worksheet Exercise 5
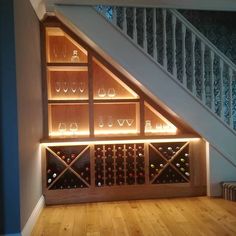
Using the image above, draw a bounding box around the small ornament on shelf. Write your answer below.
[145,120,152,132]
[71,50,80,62]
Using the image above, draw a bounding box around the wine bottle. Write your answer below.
[71,153,76,159]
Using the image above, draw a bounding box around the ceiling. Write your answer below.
[31,0,236,19]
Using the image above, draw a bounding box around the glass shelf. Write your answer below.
[144,102,177,135]
[47,67,88,100]
[48,104,89,138]
[93,58,139,100]
[94,102,140,136]
[46,27,88,63]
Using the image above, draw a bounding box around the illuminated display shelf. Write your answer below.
[44,25,194,139]
[41,17,206,205]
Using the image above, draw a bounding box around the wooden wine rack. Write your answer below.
[42,140,206,205]
[41,17,206,205]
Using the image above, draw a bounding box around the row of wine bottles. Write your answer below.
[95,144,145,187]
[46,142,191,190]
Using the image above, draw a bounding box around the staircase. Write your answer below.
[54,5,236,195]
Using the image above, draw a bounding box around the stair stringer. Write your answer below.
[54,5,236,188]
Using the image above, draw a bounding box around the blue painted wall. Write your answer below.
[0,0,21,234]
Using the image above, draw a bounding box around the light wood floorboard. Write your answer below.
[32,197,236,236]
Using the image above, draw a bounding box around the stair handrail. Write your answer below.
[171,9,236,72]
[95,6,236,132]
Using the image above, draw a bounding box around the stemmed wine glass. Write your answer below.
[58,122,66,134]
[71,82,77,93]
[63,82,69,93]
[117,119,125,127]
[107,116,113,128]
[69,122,78,135]
[53,46,58,60]
[55,82,61,93]
[126,119,134,127]
[107,88,116,98]
[98,116,104,128]
[79,82,85,93]
[98,87,106,98]
[62,45,67,60]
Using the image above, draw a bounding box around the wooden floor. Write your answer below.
[32,197,236,236]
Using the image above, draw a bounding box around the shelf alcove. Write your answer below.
[41,17,206,205]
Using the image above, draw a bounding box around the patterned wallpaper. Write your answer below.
[180,10,236,65]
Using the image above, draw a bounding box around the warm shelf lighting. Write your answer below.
[145,125,177,134]
[49,131,90,137]
[41,138,200,147]
[94,129,138,135]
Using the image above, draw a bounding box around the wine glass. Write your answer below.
[126,119,134,127]
[107,88,116,98]
[63,82,69,93]
[58,122,66,134]
[98,116,104,128]
[71,82,77,93]
[98,87,106,98]
[62,45,67,59]
[71,50,80,62]
[55,82,61,93]
[117,119,125,127]
[53,46,58,60]
[69,122,78,135]
[107,116,113,128]
[79,82,85,93]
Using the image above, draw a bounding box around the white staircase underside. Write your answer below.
[54,6,236,193]
[32,0,236,20]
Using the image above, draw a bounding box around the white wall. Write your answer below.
[14,0,43,230]
[207,144,236,196]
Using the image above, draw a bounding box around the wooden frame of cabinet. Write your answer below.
[40,16,206,205]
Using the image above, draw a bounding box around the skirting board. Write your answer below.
[21,195,45,236]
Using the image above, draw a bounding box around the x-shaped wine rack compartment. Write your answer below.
[149,142,190,184]
[46,145,90,190]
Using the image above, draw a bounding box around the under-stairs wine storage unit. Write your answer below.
[41,17,206,205]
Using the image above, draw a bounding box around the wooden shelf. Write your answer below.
[47,63,88,67]
[48,100,89,104]
[93,98,140,103]
[40,134,199,144]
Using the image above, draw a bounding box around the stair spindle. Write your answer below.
[182,24,187,87]
[133,8,137,43]
[172,15,177,77]
[229,68,233,128]
[210,51,215,111]
[201,42,206,104]
[143,8,148,52]
[219,59,224,118]
[123,7,127,34]
[191,33,196,95]
[112,6,117,25]
[162,9,167,69]
[153,8,158,61]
